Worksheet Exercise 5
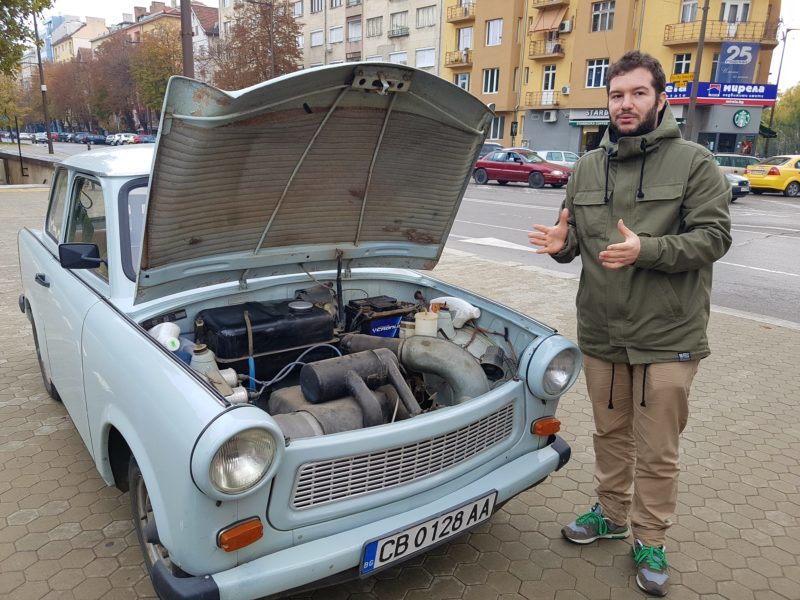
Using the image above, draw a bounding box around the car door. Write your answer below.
[483,151,506,179]
[506,152,527,182]
[563,152,579,167]
[546,152,564,166]
[35,172,110,451]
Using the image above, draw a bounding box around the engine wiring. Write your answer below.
[239,343,342,396]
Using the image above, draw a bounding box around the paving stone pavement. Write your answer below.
[2,187,799,600]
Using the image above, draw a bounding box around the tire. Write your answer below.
[30,317,59,401]
[498,180,509,186]
[474,169,489,185]
[528,171,545,188]
[784,181,800,197]
[129,456,175,577]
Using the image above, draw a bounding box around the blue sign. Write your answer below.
[715,42,760,84]
[665,82,777,106]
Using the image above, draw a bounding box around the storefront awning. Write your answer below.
[531,6,568,32]
[758,123,778,138]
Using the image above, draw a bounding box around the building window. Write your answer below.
[711,52,720,79]
[389,51,408,65]
[524,66,529,85]
[457,26,472,50]
[483,68,499,94]
[591,1,615,32]
[486,19,502,46]
[330,0,342,7]
[223,0,230,6]
[329,26,343,43]
[488,116,505,140]
[389,11,408,35]
[543,64,556,90]
[416,47,435,69]
[673,53,691,75]
[366,16,382,37]
[586,58,609,87]
[347,19,361,42]
[292,1,303,17]
[223,21,230,34]
[455,72,470,90]
[366,54,382,61]
[680,0,698,22]
[513,67,518,91]
[720,1,750,23]
[311,0,322,13]
[296,33,304,48]
[416,5,436,28]
[310,29,324,46]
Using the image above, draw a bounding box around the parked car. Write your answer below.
[474,148,571,188]
[533,150,580,168]
[57,132,71,142]
[72,132,90,143]
[725,172,750,200]
[106,134,117,145]
[116,132,137,145]
[478,142,502,158]
[714,153,760,175]
[33,132,49,144]
[18,65,579,600]
[19,132,33,141]
[745,154,800,197]
[132,134,156,143]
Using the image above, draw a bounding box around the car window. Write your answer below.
[547,152,562,161]
[517,150,543,163]
[46,169,69,241]
[760,156,790,166]
[126,185,148,280]
[564,152,579,163]
[65,175,108,280]
[487,151,506,162]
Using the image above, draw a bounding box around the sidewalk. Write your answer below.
[1,188,799,599]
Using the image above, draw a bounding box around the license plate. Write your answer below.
[751,169,766,175]
[360,491,497,575]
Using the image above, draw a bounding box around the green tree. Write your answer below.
[0,0,54,77]
[772,84,800,155]
[130,25,182,112]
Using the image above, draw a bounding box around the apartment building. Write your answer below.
[441,0,527,147]
[521,0,781,154]
[52,17,108,63]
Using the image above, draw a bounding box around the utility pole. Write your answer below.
[180,0,194,77]
[32,13,54,155]
[683,0,710,143]
[764,25,797,157]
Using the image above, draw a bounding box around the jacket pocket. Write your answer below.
[635,182,685,236]
[573,191,608,239]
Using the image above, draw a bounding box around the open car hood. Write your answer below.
[136,64,494,304]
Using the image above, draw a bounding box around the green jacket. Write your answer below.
[554,105,732,364]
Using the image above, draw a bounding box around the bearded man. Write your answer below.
[528,51,732,597]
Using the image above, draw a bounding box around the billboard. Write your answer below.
[715,42,760,84]
[665,82,777,106]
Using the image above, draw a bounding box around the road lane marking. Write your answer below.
[731,224,800,234]
[463,197,558,211]
[718,261,799,277]
[455,237,538,253]
[455,220,531,233]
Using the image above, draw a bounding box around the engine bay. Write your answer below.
[143,283,520,439]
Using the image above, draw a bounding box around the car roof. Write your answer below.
[60,145,153,178]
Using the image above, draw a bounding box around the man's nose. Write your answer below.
[620,94,635,109]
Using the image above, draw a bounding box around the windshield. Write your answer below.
[516,150,544,163]
[760,156,790,166]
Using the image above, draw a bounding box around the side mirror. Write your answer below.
[59,243,106,269]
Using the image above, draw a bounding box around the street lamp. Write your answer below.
[764,24,798,157]
[32,12,54,154]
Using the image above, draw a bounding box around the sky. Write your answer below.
[42,0,800,92]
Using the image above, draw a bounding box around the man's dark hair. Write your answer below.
[606,51,666,95]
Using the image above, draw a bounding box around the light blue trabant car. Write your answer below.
[17,64,580,600]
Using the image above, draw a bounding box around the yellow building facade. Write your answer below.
[514,0,781,154]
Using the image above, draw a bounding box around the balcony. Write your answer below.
[447,2,475,23]
[526,91,561,108]
[528,39,565,60]
[388,26,410,38]
[346,51,361,62]
[531,0,569,8]
[664,20,779,46]
[445,49,472,67]
[346,0,361,6]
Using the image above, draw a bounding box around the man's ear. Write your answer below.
[657,91,667,112]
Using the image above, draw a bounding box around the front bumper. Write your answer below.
[152,436,570,600]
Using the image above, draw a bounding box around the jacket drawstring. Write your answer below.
[603,148,613,203]
[608,363,615,409]
[637,139,647,199]
[640,364,649,407]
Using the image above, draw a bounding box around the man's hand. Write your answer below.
[599,219,641,269]
[529,208,569,254]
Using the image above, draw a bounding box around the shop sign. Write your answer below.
[733,109,751,128]
[568,108,609,126]
[665,82,777,106]
[715,42,760,84]
[671,73,693,85]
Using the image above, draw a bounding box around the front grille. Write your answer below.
[291,403,515,510]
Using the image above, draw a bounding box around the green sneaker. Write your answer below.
[632,539,669,597]
[561,502,629,544]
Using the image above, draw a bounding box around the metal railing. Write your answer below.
[531,0,569,8]
[445,49,473,67]
[388,26,410,38]
[664,20,779,44]
[526,91,561,107]
[528,39,565,59]
[447,2,476,22]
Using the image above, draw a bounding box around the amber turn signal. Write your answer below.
[531,417,561,436]
[217,517,263,552]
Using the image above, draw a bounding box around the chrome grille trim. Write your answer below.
[291,403,515,510]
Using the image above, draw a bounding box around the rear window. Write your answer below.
[760,156,791,166]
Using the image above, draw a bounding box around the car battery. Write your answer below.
[345,295,418,338]
[195,300,335,362]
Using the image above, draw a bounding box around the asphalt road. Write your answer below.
[450,181,800,327]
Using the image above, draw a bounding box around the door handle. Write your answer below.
[35,273,50,288]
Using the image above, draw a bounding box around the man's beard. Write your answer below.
[610,101,659,137]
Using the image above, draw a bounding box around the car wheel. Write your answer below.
[784,181,800,197]
[498,180,508,186]
[528,172,545,188]
[130,456,177,577]
[30,317,59,401]
[474,169,489,185]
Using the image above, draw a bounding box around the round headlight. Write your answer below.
[543,349,579,396]
[210,428,275,494]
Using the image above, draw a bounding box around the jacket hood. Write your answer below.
[599,102,681,158]
[135,63,494,304]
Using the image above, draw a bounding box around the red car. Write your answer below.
[473,148,571,188]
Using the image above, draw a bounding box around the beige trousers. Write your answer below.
[583,355,699,546]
